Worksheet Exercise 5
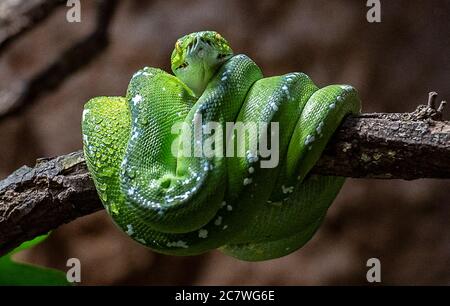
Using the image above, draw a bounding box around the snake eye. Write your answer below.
[177,62,189,69]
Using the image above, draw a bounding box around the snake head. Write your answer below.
[171,31,233,97]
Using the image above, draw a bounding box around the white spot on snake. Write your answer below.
[221,201,227,207]
[214,216,223,226]
[132,71,143,78]
[178,93,182,97]
[132,94,143,106]
[223,225,228,230]
[329,103,336,109]
[128,187,136,196]
[162,87,166,91]
[316,122,324,134]
[248,167,255,174]
[126,224,134,236]
[337,95,343,102]
[198,229,208,238]
[243,178,252,186]
[221,76,228,81]
[282,85,290,98]
[246,151,257,161]
[142,72,152,76]
[227,205,233,211]
[136,237,146,244]
[270,103,278,111]
[82,109,89,121]
[167,240,189,248]
[149,180,158,188]
[340,85,353,91]
[131,132,139,141]
[297,175,301,181]
[304,134,315,145]
[281,185,294,194]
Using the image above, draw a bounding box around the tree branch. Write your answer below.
[0,0,119,120]
[313,112,450,179]
[0,0,66,54]
[1,110,449,256]
[0,151,101,256]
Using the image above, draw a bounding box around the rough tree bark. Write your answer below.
[1,107,449,256]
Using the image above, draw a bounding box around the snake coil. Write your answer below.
[82,31,361,261]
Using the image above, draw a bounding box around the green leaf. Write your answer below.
[0,235,70,286]
[7,234,48,255]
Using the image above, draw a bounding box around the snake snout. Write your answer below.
[189,37,210,58]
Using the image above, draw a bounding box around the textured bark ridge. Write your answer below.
[314,112,450,179]
[0,151,102,255]
[1,109,449,256]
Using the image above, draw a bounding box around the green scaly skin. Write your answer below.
[82,31,361,261]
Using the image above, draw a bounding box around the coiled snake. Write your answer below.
[82,31,361,261]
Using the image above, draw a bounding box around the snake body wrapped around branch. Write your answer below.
[82,31,361,261]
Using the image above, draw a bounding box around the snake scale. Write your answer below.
[82,31,361,261]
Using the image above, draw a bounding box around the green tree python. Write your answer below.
[82,31,361,261]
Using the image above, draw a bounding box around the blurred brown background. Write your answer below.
[1,0,449,285]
